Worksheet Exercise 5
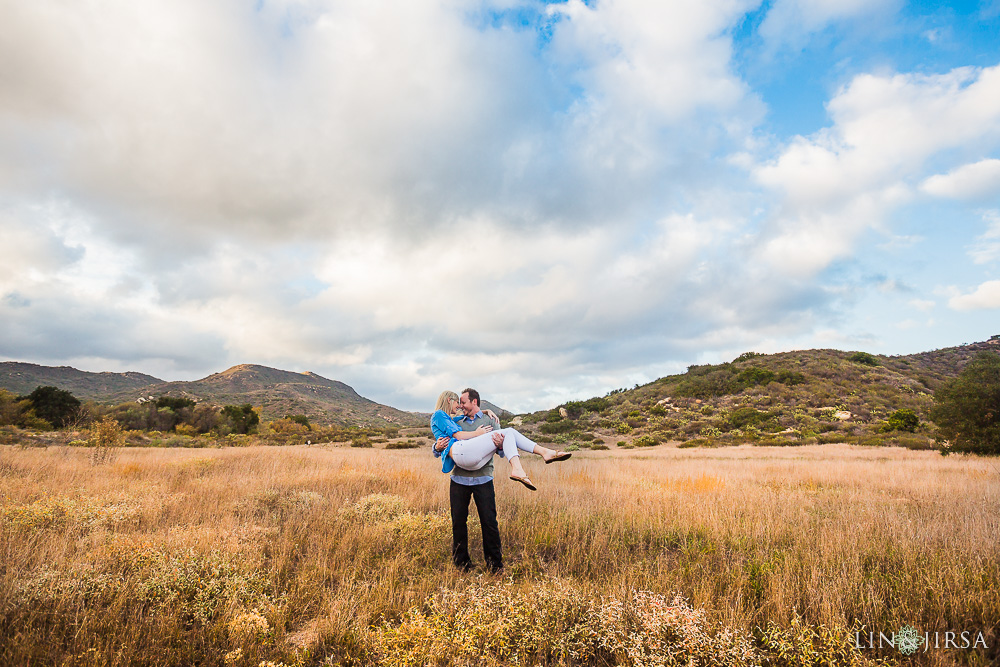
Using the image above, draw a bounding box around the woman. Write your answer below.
[431,390,571,491]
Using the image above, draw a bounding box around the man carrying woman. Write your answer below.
[431,388,570,572]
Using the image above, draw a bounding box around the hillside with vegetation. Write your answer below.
[0,362,424,427]
[511,338,1000,452]
[109,364,425,427]
[0,362,161,399]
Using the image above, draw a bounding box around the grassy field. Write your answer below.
[1,442,997,666]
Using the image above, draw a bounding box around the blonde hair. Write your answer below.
[435,390,458,413]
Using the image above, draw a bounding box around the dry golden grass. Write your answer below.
[1,443,996,666]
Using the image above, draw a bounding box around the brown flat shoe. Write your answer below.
[545,451,572,464]
[510,475,536,491]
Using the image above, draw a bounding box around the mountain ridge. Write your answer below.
[0,361,424,427]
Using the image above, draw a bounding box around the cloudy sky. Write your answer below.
[2,0,999,412]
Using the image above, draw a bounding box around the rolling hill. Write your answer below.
[0,362,425,427]
[512,337,1000,450]
[0,362,162,399]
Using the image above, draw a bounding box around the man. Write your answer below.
[432,387,505,572]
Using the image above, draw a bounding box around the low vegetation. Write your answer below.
[512,343,1000,455]
[1,444,995,665]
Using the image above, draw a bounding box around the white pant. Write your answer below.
[449,428,538,471]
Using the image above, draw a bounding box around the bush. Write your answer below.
[726,407,772,431]
[674,365,739,398]
[633,435,659,447]
[739,367,776,387]
[848,351,880,366]
[775,370,807,386]
[579,397,610,413]
[385,440,421,450]
[89,416,125,465]
[374,582,759,667]
[284,414,311,429]
[20,386,80,428]
[221,404,259,435]
[155,396,196,411]
[174,424,199,437]
[880,408,919,433]
[539,420,576,434]
[931,351,1000,455]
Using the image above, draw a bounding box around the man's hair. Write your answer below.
[461,387,480,407]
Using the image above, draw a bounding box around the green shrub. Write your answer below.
[614,421,633,435]
[539,420,576,434]
[739,367,776,387]
[284,414,311,429]
[221,404,259,435]
[931,351,1000,455]
[848,351,880,366]
[775,370,807,386]
[674,365,739,398]
[880,408,919,433]
[726,407,772,431]
[633,435,659,447]
[155,396,196,411]
[678,438,712,448]
[385,440,421,449]
[19,386,80,429]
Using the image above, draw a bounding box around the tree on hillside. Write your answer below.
[20,386,81,428]
[931,352,1000,455]
[155,396,196,411]
[222,404,259,434]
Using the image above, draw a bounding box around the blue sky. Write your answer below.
[1,0,999,412]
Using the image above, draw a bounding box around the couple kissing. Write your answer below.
[430,387,571,572]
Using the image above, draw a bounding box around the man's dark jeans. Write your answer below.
[449,479,502,572]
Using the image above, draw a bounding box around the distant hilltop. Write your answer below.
[0,361,426,427]
[3,337,996,429]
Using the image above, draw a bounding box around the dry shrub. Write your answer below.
[374,579,760,667]
[89,416,125,465]
[0,494,138,532]
[1,444,996,666]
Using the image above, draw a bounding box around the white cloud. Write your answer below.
[922,159,1000,200]
[759,0,901,51]
[949,280,1000,311]
[754,64,1000,277]
[549,0,759,122]
[967,211,1000,264]
[3,1,1000,411]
